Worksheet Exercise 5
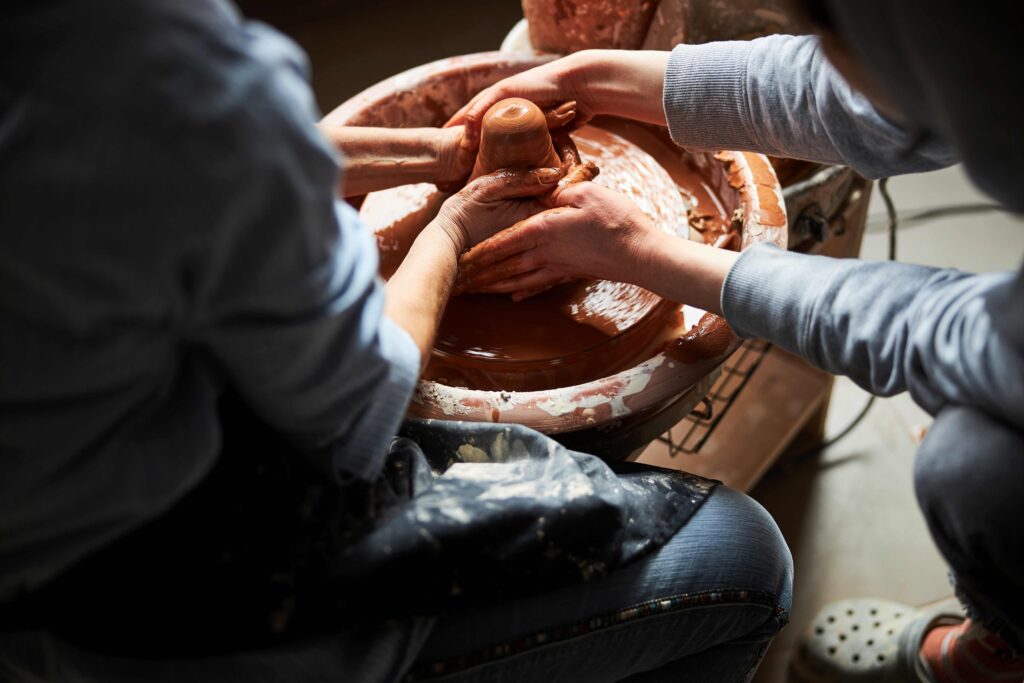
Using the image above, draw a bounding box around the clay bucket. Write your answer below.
[323,52,787,444]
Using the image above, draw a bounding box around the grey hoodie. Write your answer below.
[662,8,1024,436]
[663,5,1024,643]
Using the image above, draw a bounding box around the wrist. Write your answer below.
[427,128,452,183]
[431,126,472,189]
[569,50,619,116]
[632,229,677,289]
[578,50,669,124]
[425,214,468,260]
[636,231,736,314]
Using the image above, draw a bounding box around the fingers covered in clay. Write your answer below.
[543,101,577,130]
[457,161,599,295]
[551,131,580,170]
[439,166,564,249]
[447,87,578,149]
[457,246,572,300]
[460,216,542,271]
[456,249,541,293]
[434,125,477,193]
[445,88,505,142]
[508,278,573,301]
[461,166,564,201]
[456,207,569,288]
[477,269,572,301]
[558,160,599,189]
[550,131,599,187]
[458,181,658,299]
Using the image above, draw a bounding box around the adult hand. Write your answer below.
[446,54,595,146]
[456,181,740,314]
[386,165,565,363]
[433,165,566,255]
[432,125,476,192]
[447,50,670,149]
[435,120,587,190]
[457,182,659,300]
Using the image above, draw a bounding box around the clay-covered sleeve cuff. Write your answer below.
[662,41,759,151]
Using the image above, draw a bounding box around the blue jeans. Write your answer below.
[914,405,1024,652]
[406,486,794,682]
[0,486,790,683]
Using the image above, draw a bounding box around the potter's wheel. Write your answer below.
[328,51,787,450]
[360,125,706,391]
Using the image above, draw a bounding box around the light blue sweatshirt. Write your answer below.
[0,0,419,600]
[663,34,1024,437]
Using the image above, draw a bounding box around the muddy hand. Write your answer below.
[455,207,574,299]
[434,125,477,193]
[550,130,599,188]
[438,166,565,251]
[457,183,659,301]
[446,89,587,150]
[543,101,577,130]
[457,153,599,297]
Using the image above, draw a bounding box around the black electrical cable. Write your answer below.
[773,177,900,473]
[880,176,897,266]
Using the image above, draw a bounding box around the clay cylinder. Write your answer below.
[472,97,562,177]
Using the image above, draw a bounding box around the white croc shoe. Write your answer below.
[791,598,964,683]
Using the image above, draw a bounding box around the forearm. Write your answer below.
[638,234,1024,430]
[385,221,462,364]
[635,231,737,313]
[320,125,450,197]
[577,49,671,126]
[721,245,1024,428]
[661,35,956,177]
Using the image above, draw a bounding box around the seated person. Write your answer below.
[452,0,1024,681]
[0,1,790,681]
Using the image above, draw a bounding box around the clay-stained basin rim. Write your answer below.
[325,51,787,434]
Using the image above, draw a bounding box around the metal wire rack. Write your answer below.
[655,338,773,456]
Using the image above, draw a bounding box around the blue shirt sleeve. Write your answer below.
[186,22,420,481]
[722,245,1024,432]
[662,34,958,178]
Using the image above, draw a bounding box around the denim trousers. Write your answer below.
[0,487,792,683]
[0,396,793,682]
[913,405,1024,652]
[406,486,794,682]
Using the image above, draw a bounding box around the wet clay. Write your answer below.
[364,99,583,282]
[470,97,562,179]
[591,118,730,245]
[428,125,732,391]
[665,311,734,365]
[359,121,733,392]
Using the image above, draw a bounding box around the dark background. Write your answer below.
[236,0,524,115]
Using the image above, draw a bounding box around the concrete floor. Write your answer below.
[243,5,1024,679]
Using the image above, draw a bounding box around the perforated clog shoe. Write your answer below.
[791,598,964,683]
